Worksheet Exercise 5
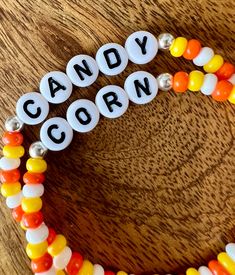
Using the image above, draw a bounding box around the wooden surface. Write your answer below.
[0,0,235,274]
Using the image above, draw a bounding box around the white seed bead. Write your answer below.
[67,99,100,133]
[40,117,73,151]
[200,73,218,95]
[228,74,235,85]
[93,264,104,275]
[95,85,129,118]
[96,43,128,76]
[0,157,20,171]
[124,71,158,104]
[198,266,213,275]
[26,223,49,244]
[125,31,158,64]
[16,92,49,125]
[66,55,99,87]
[53,246,72,270]
[193,47,214,66]
[40,71,73,104]
[35,266,56,275]
[6,191,23,209]
[23,184,44,198]
[225,243,235,262]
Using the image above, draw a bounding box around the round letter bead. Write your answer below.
[6,191,23,208]
[66,55,99,87]
[53,246,72,270]
[48,234,67,257]
[228,85,235,104]
[208,260,230,275]
[95,85,129,118]
[23,183,44,198]
[16,92,49,125]
[218,252,235,275]
[2,131,24,146]
[40,117,73,151]
[0,169,20,183]
[26,241,48,260]
[188,71,204,92]
[193,47,214,66]
[22,211,44,229]
[216,62,235,80]
[26,223,49,244]
[31,253,53,273]
[125,31,158,64]
[186,268,199,275]
[211,80,233,102]
[3,145,25,159]
[169,37,188,57]
[203,54,224,73]
[40,71,73,104]
[0,157,20,171]
[173,71,189,93]
[200,73,218,96]
[96,43,128,76]
[93,264,104,275]
[26,158,47,173]
[35,266,56,275]
[66,252,84,275]
[22,197,43,213]
[78,260,94,275]
[226,243,235,262]
[124,71,158,104]
[198,266,212,275]
[1,182,21,197]
[12,205,25,222]
[67,99,100,132]
[23,172,45,185]
[183,39,201,60]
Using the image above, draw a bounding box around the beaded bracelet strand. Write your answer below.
[0,31,235,275]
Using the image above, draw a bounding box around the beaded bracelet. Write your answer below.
[0,31,235,275]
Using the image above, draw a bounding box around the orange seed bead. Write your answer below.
[173,71,189,93]
[23,172,45,185]
[0,169,20,183]
[211,80,233,102]
[208,260,230,275]
[2,131,24,146]
[216,62,235,80]
[12,205,25,222]
[183,39,201,60]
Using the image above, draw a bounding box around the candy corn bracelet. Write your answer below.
[0,31,235,275]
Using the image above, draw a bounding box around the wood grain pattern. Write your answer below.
[0,0,235,274]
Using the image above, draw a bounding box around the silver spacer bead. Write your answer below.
[157,33,175,50]
[157,73,173,91]
[5,116,24,132]
[29,141,48,159]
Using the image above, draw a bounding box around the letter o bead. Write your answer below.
[40,117,73,151]
[67,99,100,132]
[16,92,49,125]
[95,85,129,118]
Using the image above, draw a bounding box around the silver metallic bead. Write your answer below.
[29,141,48,159]
[157,73,173,91]
[157,33,175,50]
[5,116,24,132]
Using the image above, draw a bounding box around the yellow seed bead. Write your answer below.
[20,221,28,230]
[48,235,67,257]
[218,252,235,275]
[1,182,21,197]
[26,158,47,173]
[3,145,25,158]
[78,260,94,275]
[117,272,128,275]
[186,268,200,275]
[56,271,65,275]
[21,197,42,213]
[170,37,188,57]
[228,85,235,104]
[203,54,224,73]
[26,241,48,260]
[188,70,204,92]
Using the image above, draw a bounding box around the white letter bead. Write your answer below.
[95,85,129,118]
[67,99,100,133]
[35,266,56,275]
[40,71,73,104]
[96,43,128,76]
[198,266,213,275]
[16,92,49,125]
[23,184,44,198]
[93,264,105,275]
[193,47,214,66]
[40,117,73,151]
[125,31,158,64]
[53,246,72,270]
[6,191,23,209]
[26,223,49,244]
[200,73,218,95]
[0,157,20,171]
[225,243,235,261]
[66,55,99,87]
[124,71,158,104]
